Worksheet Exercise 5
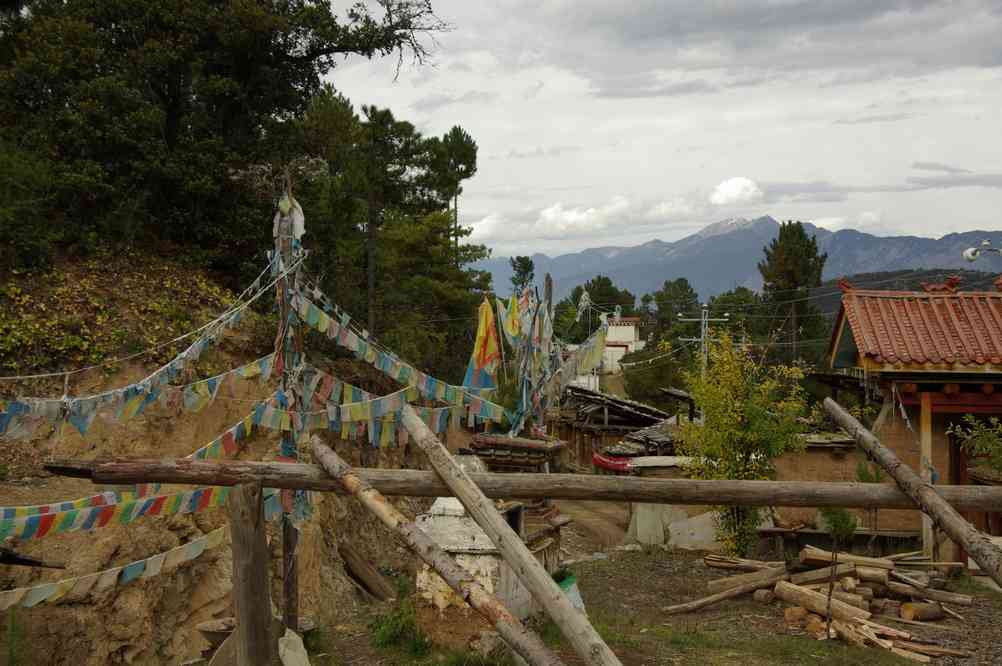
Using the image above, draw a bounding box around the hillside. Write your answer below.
[477,217,1002,301]
[0,253,424,664]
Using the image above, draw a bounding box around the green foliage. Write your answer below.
[948,415,1002,472]
[509,256,535,295]
[554,275,635,343]
[645,277,699,342]
[6,608,20,666]
[757,221,829,363]
[819,507,858,546]
[0,0,446,273]
[370,597,431,658]
[676,332,808,554]
[621,347,687,410]
[855,458,884,484]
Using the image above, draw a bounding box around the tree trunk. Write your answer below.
[664,568,789,615]
[855,566,891,585]
[900,602,944,621]
[227,483,278,666]
[799,546,894,570]
[339,541,397,601]
[53,459,1002,511]
[773,581,871,621]
[824,397,1002,588]
[311,440,563,666]
[885,582,972,607]
[366,189,377,336]
[789,563,855,586]
[399,406,622,666]
[707,566,790,594]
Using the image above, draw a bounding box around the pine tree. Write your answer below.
[757,221,828,361]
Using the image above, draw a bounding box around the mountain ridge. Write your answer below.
[476,216,1002,301]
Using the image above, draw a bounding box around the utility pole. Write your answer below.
[678,304,729,377]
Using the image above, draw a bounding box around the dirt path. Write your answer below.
[555,499,631,550]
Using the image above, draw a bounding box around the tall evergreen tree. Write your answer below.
[428,126,478,260]
[509,256,535,294]
[359,105,426,334]
[0,0,445,271]
[757,221,828,361]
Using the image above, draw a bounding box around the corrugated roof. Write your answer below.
[838,286,1002,366]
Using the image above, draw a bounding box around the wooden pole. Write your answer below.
[274,178,301,632]
[310,440,563,666]
[824,397,1002,588]
[919,392,934,558]
[227,482,278,666]
[49,459,1002,511]
[400,405,622,666]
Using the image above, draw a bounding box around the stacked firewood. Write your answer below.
[664,547,975,662]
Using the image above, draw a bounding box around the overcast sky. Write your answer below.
[330,1,1002,256]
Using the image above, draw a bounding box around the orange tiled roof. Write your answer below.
[839,286,1002,366]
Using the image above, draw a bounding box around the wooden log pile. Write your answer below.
[675,546,977,662]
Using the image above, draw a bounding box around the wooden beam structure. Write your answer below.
[47,459,1002,511]
[824,397,1002,588]
[311,440,562,666]
[227,482,278,666]
[399,405,623,666]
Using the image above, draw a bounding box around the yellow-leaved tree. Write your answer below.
[676,332,808,555]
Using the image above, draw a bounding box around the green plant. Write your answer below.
[6,608,21,666]
[0,464,8,481]
[855,457,883,540]
[948,415,1002,472]
[676,332,808,555]
[369,598,430,658]
[818,507,858,635]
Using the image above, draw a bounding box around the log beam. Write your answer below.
[824,397,1002,588]
[311,440,562,666]
[45,459,1002,511]
[399,406,622,666]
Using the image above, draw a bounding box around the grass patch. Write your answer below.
[370,598,431,658]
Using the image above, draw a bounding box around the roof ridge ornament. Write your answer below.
[837,276,854,293]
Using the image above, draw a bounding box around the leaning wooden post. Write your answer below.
[400,405,622,666]
[227,482,278,666]
[311,439,563,666]
[824,397,1002,587]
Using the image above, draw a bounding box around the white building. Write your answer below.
[602,317,646,373]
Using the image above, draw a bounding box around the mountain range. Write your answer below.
[475,216,1002,301]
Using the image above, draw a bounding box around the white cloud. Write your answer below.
[809,211,884,232]
[468,194,701,249]
[644,197,699,220]
[710,177,764,206]
[858,210,882,226]
[810,216,849,231]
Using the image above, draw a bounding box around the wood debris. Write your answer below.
[690,546,979,661]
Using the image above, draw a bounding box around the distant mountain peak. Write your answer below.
[473,216,1002,302]
[694,215,776,240]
